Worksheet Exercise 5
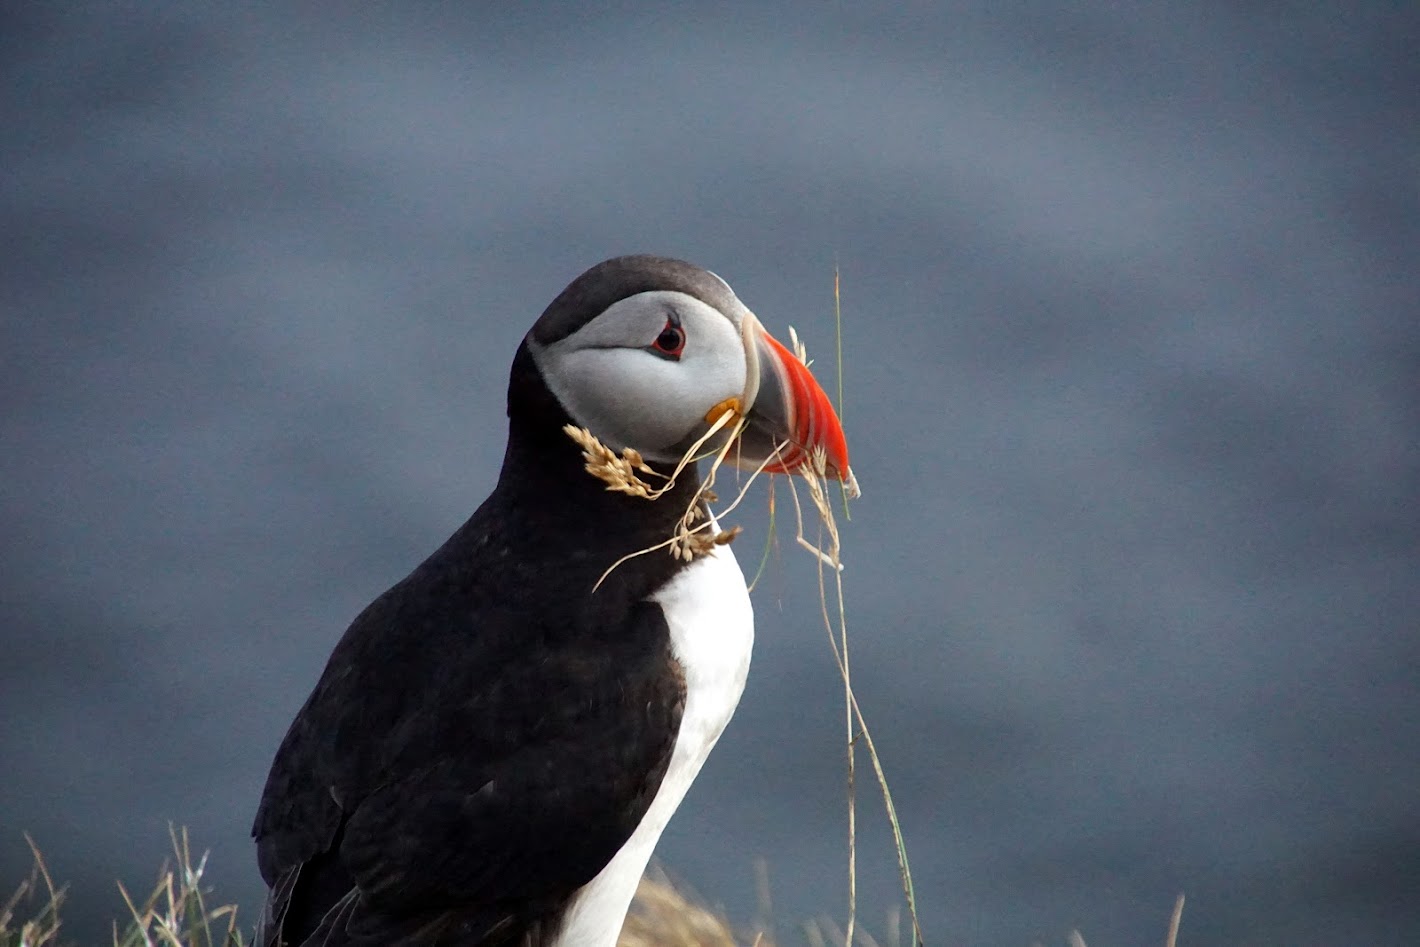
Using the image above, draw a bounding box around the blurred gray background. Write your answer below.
[3,3,1417,944]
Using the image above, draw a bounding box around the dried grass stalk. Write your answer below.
[778,321,919,943]
[567,408,782,592]
[563,425,666,499]
[1,835,65,947]
[112,826,243,947]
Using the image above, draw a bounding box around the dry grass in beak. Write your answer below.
[562,426,668,499]
[566,409,778,590]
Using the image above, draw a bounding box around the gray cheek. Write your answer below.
[551,359,695,454]
[533,333,747,459]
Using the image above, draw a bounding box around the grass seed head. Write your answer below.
[564,424,664,498]
[566,414,757,573]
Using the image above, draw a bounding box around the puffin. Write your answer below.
[252,255,853,946]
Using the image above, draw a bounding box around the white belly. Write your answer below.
[553,531,754,946]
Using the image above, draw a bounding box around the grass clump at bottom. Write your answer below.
[0,831,777,947]
[2,829,243,947]
[3,829,1185,946]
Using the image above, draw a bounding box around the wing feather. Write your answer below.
[253,588,683,946]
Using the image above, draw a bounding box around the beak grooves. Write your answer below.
[743,316,852,483]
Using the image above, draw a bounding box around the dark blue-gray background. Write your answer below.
[3,3,1417,944]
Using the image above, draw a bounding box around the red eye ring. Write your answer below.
[651,318,686,359]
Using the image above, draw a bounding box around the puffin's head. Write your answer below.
[525,255,852,483]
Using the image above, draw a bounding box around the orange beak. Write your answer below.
[734,314,854,487]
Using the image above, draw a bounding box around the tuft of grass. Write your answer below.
[619,868,752,947]
[1,828,245,947]
[5,831,1188,946]
[1,836,64,947]
[3,834,894,947]
[111,827,244,947]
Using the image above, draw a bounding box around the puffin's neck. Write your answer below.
[485,342,706,599]
[494,421,702,529]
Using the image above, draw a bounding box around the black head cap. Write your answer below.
[529,255,743,346]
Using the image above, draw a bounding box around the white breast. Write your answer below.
[554,523,754,946]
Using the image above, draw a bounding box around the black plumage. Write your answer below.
[253,259,733,946]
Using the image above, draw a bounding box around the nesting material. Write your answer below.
[565,403,768,587]
[563,425,667,500]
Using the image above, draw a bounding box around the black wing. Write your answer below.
[252,558,685,946]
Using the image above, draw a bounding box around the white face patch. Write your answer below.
[529,291,749,461]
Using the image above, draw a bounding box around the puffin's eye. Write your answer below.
[650,318,686,360]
